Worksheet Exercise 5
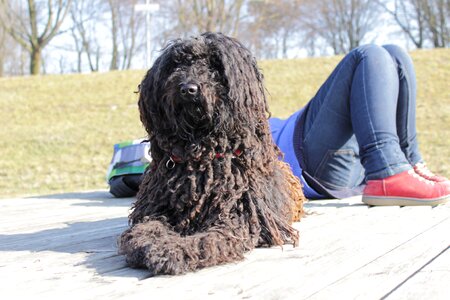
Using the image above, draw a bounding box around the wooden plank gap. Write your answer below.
[379,245,449,300]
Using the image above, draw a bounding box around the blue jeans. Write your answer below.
[301,44,422,196]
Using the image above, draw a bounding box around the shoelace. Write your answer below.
[414,163,449,183]
[408,169,435,185]
[414,163,436,178]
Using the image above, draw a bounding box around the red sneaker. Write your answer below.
[413,162,449,183]
[362,169,450,206]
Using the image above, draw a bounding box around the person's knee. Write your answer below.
[351,44,392,63]
[383,44,407,57]
[382,44,413,65]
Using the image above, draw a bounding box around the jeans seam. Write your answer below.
[360,56,391,173]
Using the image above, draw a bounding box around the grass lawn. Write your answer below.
[0,48,449,198]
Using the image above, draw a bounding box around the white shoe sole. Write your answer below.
[362,195,450,206]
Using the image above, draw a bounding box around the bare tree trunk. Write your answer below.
[95,47,100,71]
[70,0,104,72]
[118,0,140,70]
[376,0,426,48]
[70,27,82,73]
[241,0,302,59]
[0,25,5,77]
[438,0,448,46]
[414,1,425,48]
[282,30,289,59]
[59,55,65,74]
[230,0,244,36]
[108,0,119,70]
[30,46,41,75]
[422,0,449,48]
[0,56,3,77]
[0,0,72,75]
[176,0,244,36]
[301,0,375,55]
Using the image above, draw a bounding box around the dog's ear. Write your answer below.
[138,66,157,136]
[137,41,175,134]
[204,33,268,116]
[138,77,148,127]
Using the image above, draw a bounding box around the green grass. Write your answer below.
[0,49,449,198]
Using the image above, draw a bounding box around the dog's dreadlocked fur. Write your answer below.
[118,32,305,275]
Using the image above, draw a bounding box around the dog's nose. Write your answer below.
[180,83,199,97]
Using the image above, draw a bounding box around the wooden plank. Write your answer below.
[0,194,448,299]
[0,191,120,212]
[0,211,128,235]
[387,246,450,300]
[303,216,450,299]
[0,217,126,250]
[0,196,133,231]
[113,204,449,299]
[0,233,121,265]
[0,228,126,269]
[95,211,443,298]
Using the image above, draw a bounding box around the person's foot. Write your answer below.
[413,162,449,184]
[362,169,449,206]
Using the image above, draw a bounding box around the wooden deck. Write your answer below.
[0,191,448,299]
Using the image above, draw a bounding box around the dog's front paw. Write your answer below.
[118,227,150,269]
[118,220,193,275]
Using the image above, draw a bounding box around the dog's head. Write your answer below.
[138,32,270,154]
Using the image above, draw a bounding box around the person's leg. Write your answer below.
[348,45,414,179]
[300,44,449,204]
[301,44,410,194]
[382,45,422,165]
[383,45,449,184]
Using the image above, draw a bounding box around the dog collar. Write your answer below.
[166,149,243,169]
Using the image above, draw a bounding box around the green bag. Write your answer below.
[106,139,151,197]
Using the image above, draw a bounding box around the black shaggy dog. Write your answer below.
[119,32,305,275]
